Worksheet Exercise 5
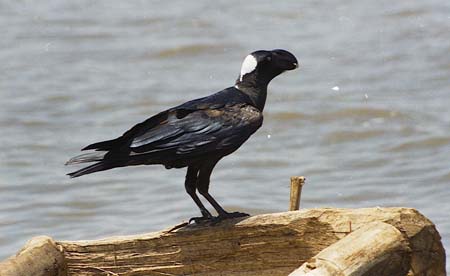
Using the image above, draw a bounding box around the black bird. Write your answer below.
[66,49,298,223]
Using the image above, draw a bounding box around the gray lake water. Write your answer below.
[1,0,449,270]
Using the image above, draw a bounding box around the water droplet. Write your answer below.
[45,42,52,52]
[267,134,271,139]
[332,86,340,91]
[364,94,369,99]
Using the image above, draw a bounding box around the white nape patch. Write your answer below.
[239,55,257,81]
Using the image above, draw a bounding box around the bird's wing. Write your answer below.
[82,87,254,152]
[127,103,263,159]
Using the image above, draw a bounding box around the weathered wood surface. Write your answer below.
[289,221,411,276]
[57,208,445,276]
[289,176,305,211]
[0,236,67,276]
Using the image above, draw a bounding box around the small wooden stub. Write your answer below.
[289,176,305,211]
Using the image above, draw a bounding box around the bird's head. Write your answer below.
[236,49,298,88]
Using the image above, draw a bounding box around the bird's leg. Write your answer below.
[201,192,249,221]
[185,166,213,224]
[197,162,250,222]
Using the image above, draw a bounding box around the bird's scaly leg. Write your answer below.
[185,166,213,224]
[197,161,249,223]
[201,192,249,222]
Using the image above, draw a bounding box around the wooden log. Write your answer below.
[0,236,67,276]
[56,208,445,276]
[289,221,411,276]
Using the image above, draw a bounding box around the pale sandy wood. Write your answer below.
[289,176,305,211]
[289,221,411,276]
[56,208,445,276]
[0,236,67,276]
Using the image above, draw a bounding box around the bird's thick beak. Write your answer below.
[270,49,298,71]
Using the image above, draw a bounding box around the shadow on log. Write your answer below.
[0,208,445,276]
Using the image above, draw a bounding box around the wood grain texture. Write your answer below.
[57,208,445,276]
[0,236,67,276]
[289,221,411,276]
[289,176,305,211]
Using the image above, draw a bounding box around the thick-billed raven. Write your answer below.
[66,49,298,223]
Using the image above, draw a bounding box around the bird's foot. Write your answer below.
[189,216,211,224]
[189,210,213,225]
[211,211,250,224]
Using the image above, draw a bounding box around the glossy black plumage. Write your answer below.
[67,49,298,222]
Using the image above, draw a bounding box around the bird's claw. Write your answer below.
[223,211,250,218]
[189,210,214,224]
[188,216,211,224]
[211,211,250,224]
[189,211,250,225]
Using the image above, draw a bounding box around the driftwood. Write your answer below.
[0,236,66,276]
[0,208,445,276]
[289,221,411,276]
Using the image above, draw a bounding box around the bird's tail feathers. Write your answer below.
[67,161,111,178]
[65,152,106,165]
[82,138,121,151]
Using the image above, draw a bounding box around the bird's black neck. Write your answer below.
[234,66,284,112]
[234,83,267,112]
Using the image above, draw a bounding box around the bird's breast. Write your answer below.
[241,105,262,120]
